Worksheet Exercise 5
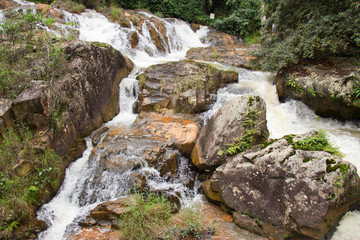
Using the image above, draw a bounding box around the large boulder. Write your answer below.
[275,58,360,120]
[134,112,201,156]
[137,60,238,113]
[50,40,133,160]
[191,95,269,171]
[205,131,360,239]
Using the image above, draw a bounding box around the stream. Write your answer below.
[2,1,360,239]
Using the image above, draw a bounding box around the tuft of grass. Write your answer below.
[110,6,124,21]
[118,192,172,240]
[117,193,213,240]
[176,204,213,239]
[56,0,85,14]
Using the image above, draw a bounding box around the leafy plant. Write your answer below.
[353,81,360,99]
[0,125,61,237]
[293,131,342,157]
[118,192,172,240]
[256,0,360,71]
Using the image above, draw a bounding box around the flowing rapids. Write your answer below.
[4,1,360,239]
[36,7,208,240]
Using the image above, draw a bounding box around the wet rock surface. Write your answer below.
[186,45,258,69]
[77,112,201,205]
[137,60,238,113]
[205,131,360,239]
[191,95,269,171]
[187,28,258,69]
[275,58,360,120]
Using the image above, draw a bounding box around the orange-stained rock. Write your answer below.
[0,0,16,9]
[67,227,120,240]
[36,3,63,21]
[134,112,201,156]
[201,180,223,204]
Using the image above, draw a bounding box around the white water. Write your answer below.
[0,10,4,21]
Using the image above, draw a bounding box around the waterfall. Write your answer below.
[7,0,360,239]
[35,6,208,240]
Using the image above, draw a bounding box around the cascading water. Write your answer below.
[7,0,360,238]
[36,7,209,240]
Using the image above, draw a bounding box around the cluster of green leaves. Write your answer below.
[117,193,211,240]
[211,0,261,37]
[0,10,67,98]
[292,131,342,157]
[0,125,61,238]
[256,0,360,71]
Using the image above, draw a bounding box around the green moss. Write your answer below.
[224,102,261,156]
[92,42,109,48]
[261,138,278,149]
[293,131,342,157]
[326,159,349,174]
[327,193,336,201]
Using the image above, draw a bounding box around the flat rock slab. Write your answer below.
[187,45,259,69]
[137,60,238,113]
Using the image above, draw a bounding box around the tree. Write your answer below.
[211,0,262,37]
[257,0,360,71]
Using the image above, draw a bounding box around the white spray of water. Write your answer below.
[12,0,35,6]
[37,139,95,240]
[0,10,4,21]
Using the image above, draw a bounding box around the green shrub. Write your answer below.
[0,125,61,237]
[256,0,360,71]
[116,193,213,240]
[211,0,261,37]
[0,10,67,98]
[118,193,172,240]
[292,131,342,157]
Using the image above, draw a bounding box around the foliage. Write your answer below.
[354,80,360,99]
[56,0,86,14]
[118,192,172,240]
[117,193,212,240]
[171,203,212,239]
[291,131,342,157]
[0,125,61,237]
[0,10,67,98]
[211,0,261,37]
[256,0,360,71]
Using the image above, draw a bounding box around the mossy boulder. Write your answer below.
[275,58,360,120]
[191,95,269,171]
[205,131,360,239]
